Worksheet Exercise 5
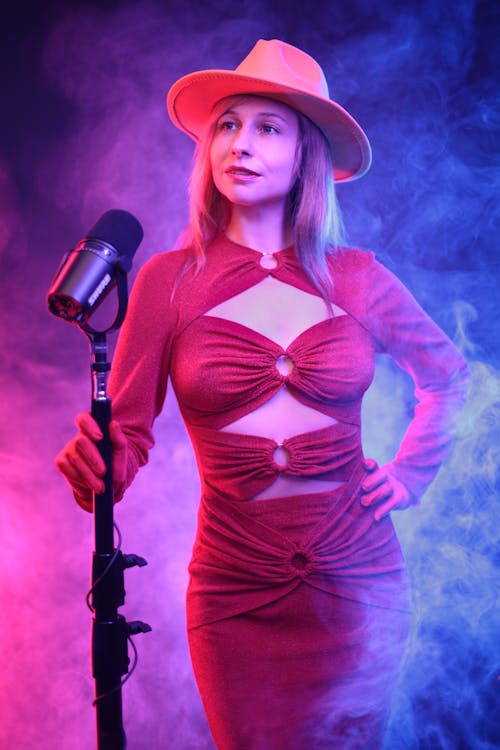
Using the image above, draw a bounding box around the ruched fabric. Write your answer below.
[188,420,363,501]
[187,462,411,630]
[171,308,373,429]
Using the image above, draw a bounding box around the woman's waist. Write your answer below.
[189,420,363,502]
[192,461,406,591]
[197,463,368,554]
[187,462,411,628]
[240,475,347,502]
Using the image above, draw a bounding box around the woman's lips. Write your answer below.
[225,166,260,176]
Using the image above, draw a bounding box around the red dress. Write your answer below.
[108,235,469,749]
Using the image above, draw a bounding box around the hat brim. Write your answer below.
[167,70,372,182]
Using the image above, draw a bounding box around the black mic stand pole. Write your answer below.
[88,330,128,749]
[80,274,150,750]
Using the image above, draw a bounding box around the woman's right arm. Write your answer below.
[55,250,184,511]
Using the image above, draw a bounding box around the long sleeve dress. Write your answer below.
[107,234,469,750]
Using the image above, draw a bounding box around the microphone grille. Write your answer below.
[86,209,144,259]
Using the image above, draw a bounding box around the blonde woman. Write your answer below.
[57,39,469,749]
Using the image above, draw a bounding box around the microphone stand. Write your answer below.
[79,274,150,750]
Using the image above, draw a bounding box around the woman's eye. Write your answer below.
[218,119,237,131]
[260,124,278,134]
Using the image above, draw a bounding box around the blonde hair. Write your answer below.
[175,95,345,300]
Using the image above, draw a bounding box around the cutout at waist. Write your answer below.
[247,475,347,502]
[187,421,362,503]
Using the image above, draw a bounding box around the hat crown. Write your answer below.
[236,39,330,100]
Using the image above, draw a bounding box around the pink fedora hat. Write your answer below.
[167,39,371,182]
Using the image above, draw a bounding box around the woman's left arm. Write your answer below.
[359,256,470,519]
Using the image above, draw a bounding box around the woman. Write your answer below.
[56,39,469,749]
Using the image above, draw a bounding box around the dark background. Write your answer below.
[1,1,498,748]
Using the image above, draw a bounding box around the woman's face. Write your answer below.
[210,96,300,212]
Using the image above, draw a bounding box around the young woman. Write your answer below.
[56,39,469,749]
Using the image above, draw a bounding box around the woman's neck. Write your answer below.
[224,205,293,253]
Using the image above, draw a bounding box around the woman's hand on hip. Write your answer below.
[360,458,413,521]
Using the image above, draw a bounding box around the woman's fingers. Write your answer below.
[373,495,399,522]
[55,435,106,493]
[361,459,412,520]
[75,411,103,441]
[56,412,129,505]
[372,478,412,521]
[363,457,378,473]
[361,460,391,502]
[109,420,128,486]
[55,412,106,493]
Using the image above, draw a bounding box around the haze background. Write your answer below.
[1,0,498,748]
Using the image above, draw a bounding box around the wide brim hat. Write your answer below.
[167,39,372,182]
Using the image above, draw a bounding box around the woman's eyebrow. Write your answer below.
[256,112,288,122]
[221,108,288,121]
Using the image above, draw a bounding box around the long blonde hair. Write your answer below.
[175,95,345,300]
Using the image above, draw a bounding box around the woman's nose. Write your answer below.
[231,126,251,156]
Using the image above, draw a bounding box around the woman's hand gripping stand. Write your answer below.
[55,412,128,512]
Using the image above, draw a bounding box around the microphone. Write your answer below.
[47,209,143,323]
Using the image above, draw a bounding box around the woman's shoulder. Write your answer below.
[131,246,193,292]
[139,246,192,276]
[125,247,194,314]
[328,245,376,273]
[327,245,405,314]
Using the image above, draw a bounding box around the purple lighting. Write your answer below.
[0,1,498,748]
